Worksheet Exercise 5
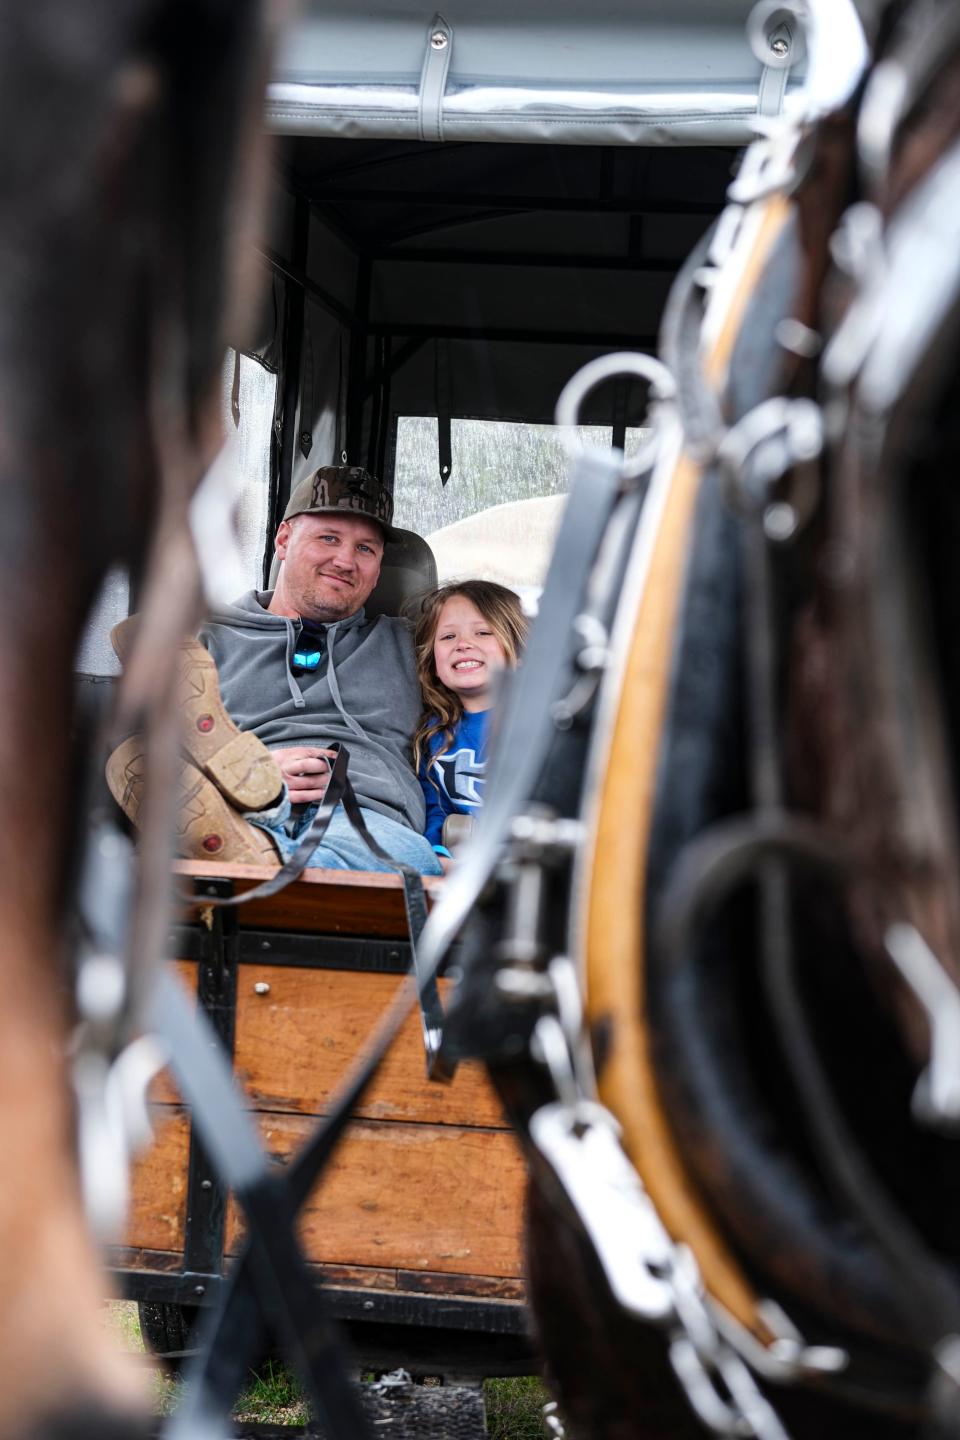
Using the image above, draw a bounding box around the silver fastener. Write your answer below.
[430,29,448,48]
[775,317,821,359]
[764,502,798,543]
[254,981,271,996]
[770,35,789,56]
[495,969,555,1002]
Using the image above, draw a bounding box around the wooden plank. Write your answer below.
[234,966,508,1128]
[126,1107,191,1255]
[312,1262,398,1291]
[106,1246,185,1275]
[125,1109,525,1286]
[107,1243,526,1303]
[395,1269,526,1301]
[174,861,442,937]
[226,1113,525,1280]
[151,959,507,1128]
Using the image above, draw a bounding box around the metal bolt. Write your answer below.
[260,940,271,951]
[775,317,821,359]
[764,502,798,543]
[200,1179,213,1191]
[363,1300,375,1311]
[495,969,555,1002]
[194,1285,206,1296]
[430,29,448,48]
[770,35,789,57]
[254,981,271,996]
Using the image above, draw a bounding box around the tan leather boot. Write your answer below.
[111,618,282,812]
[106,736,281,866]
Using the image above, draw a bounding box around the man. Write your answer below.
[109,466,441,875]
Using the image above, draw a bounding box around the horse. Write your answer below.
[420,0,960,1435]
[0,4,273,1435]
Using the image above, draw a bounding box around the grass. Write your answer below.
[485,1375,550,1439]
[234,1360,309,1426]
[106,1302,553,1435]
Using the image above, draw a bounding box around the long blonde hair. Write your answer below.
[412,580,528,774]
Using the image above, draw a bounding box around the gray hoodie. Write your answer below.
[200,592,425,832]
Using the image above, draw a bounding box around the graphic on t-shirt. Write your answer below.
[432,746,485,808]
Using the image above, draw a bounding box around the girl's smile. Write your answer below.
[433,594,507,711]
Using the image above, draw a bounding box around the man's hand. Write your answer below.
[270,746,337,805]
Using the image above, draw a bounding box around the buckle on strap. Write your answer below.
[530,1099,675,1321]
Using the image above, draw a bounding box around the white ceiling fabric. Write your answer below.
[267,2,806,145]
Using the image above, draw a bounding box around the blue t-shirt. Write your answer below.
[418,709,489,847]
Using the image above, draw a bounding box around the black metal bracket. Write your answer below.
[266,192,310,586]
[119,1267,224,1309]
[119,1267,526,1338]
[345,257,372,464]
[181,888,238,1283]
[167,925,423,975]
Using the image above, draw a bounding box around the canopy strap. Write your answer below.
[419,12,453,143]
[757,20,795,119]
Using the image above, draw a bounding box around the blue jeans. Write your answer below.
[247,794,442,876]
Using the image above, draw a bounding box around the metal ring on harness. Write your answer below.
[554,351,677,482]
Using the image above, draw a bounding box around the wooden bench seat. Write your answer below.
[174,858,444,935]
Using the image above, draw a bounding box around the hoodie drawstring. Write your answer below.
[283,619,307,708]
[324,621,370,742]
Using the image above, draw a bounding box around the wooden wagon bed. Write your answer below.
[108,862,532,1378]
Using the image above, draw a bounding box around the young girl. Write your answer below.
[412,580,528,861]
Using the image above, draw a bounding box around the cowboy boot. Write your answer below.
[106,736,281,866]
[110,617,282,812]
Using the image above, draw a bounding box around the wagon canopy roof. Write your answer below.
[267,0,807,147]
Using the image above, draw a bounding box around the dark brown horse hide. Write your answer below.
[789,107,960,1069]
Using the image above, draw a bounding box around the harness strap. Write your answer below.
[159,894,450,1434]
[183,742,446,1068]
[435,337,453,485]
[418,442,626,998]
[153,969,375,1440]
[230,349,241,429]
[174,967,434,1428]
[659,225,725,460]
[335,762,448,1074]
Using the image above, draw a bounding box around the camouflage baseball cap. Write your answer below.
[282,465,400,543]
